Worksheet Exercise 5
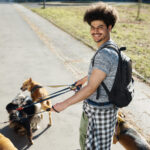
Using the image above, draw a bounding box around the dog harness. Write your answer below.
[31,85,42,94]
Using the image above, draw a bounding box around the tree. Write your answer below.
[136,0,142,20]
[42,0,46,9]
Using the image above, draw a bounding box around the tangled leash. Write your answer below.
[16,82,82,111]
[0,109,52,125]
[0,82,82,124]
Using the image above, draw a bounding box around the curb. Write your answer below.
[133,69,150,86]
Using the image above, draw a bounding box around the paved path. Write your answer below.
[0,3,149,150]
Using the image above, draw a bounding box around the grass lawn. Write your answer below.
[31,3,150,80]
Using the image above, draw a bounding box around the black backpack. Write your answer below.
[92,44,134,108]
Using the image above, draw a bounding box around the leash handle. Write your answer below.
[76,84,82,91]
[71,82,82,92]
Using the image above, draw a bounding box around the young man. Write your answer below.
[52,2,119,150]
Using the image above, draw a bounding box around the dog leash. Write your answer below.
[0,83,82,124]
[115,118,121,141]
[0,121,10,124]
[45,84,70,88]
[44,83,81,98]
[16,82,82,111]
[31,82,81,101]
[0,109,52,125]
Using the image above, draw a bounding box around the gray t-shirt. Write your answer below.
[86,39,119,107]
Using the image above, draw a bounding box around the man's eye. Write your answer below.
[98,26,103,29]
[91,26,104,30]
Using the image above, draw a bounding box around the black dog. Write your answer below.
[6,94,41,145]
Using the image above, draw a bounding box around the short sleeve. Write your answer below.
[92,49,112,75]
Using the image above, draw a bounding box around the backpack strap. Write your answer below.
[101,82,110,95]
[92,44,125,100]
[92,44,119,66]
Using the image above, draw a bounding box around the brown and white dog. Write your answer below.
[20,78,52,126]
[113,112,150,150]
[0,133,17,150]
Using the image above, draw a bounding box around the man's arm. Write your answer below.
[52,69,106,112]
[75,75,88,86]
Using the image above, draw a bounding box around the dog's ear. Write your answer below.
[117,116,125,131]
[118,115,124,123]
[113,134,118,144]
[29,78,32,83]
[118,111,126,118]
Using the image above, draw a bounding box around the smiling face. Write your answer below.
[90,20,112,47]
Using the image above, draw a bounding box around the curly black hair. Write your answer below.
[84,2,118,28]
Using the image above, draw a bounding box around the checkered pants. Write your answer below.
[83,101,118,150]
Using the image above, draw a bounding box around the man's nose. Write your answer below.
[93,29,99,34]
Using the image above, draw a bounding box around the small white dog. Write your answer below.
[12,92,26,105]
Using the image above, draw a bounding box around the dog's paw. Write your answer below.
[35,125,40,130]
[32,125,40,132]
[47,124,51,128]
[41,114,43,119]
[34,124,40,129]
[29,140,34,145]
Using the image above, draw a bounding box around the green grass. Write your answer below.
[31,3,150,80]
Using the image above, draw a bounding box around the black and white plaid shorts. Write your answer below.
[83,101,118,150]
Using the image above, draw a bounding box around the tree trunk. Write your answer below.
[42,0,46,9]
[136,0,142,20]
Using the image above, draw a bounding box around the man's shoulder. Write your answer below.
[96,45,119,63]
[98,45,118,56]
[98,40,117,52]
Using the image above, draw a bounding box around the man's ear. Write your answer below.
[108,25,112,32]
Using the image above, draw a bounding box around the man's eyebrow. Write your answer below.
[97,25,104,27]
[91,25,104,28]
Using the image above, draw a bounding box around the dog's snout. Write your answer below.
[20,86,26,91]
[20,87,24,91]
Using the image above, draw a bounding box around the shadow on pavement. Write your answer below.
[0,125,50,150]
[32,124,50,140]
[0,125,28,150]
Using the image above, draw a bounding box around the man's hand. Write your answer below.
[52,102,68,113]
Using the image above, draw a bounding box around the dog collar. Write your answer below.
[115,121,120,141]
[31,85,43,93]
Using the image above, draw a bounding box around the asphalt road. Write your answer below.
[0,3,149,150]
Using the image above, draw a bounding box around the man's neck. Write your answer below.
[97,37,110,48]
